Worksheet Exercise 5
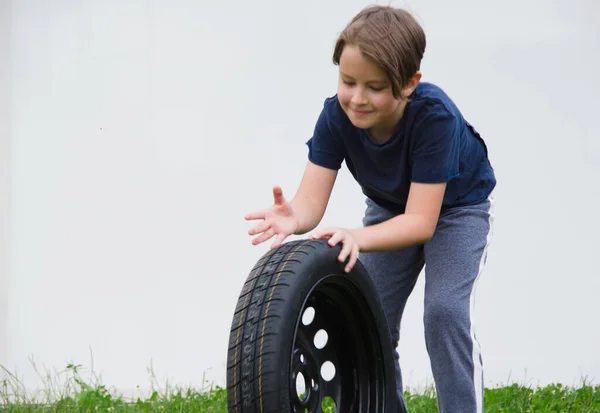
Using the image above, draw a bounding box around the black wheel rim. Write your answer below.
[290,274,387,413]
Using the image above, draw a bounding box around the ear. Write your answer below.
[402,71,422,98]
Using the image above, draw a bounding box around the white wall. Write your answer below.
[0,0,11,377]
[4,0,600,398]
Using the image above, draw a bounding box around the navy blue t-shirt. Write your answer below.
[306,82,496,213]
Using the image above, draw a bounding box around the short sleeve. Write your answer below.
[305,98,345,170]
[410,104,460,183]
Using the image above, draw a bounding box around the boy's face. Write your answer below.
[337,44,417,141]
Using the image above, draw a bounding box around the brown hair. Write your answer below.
[332,5,426,99]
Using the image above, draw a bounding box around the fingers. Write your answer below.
[338,242,360,273]
[312,228,343,246]
[245,210,266,221]
[246,186,290,248]
[246,185,285,221]
[346,244,360,273]
[272,186,286,205]
[327,230,345,247]
[312,227,360,273]
[338,236,353,262]
[252,227,275,245]
[248,220,270,236]
[270,232,287,250]
[250,224,288,248]
[310,228,333,241]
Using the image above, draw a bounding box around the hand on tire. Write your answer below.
[310,227,360,273]
[245,186,300,249]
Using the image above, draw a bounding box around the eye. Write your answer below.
[342,80,355,86]
[370,86,383,92]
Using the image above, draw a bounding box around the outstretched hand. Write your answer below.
[245,186,300,249]
[310,227,360,273]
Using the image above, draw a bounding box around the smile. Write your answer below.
[352,108,372,116]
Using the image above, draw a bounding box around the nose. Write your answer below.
[350,86,368,106]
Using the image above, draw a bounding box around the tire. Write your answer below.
[226,239,398,413]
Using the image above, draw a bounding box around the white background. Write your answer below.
[2,0,599,399]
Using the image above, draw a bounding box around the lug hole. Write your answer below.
[313,329,328,349]
[296,372,307,402]
[302,307,315,325]
[321,361,336,382]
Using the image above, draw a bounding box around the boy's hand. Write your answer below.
[310,227,360,273]
[245,186,300,249]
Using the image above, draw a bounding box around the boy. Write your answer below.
[245,5,496,413]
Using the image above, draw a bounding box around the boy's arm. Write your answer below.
[350,105,458,252]
[350,181,446,252]
[290,160,338,235]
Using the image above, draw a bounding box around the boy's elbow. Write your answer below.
[419,230,434,244]
[423,232,435,244]
[420,218,438,243]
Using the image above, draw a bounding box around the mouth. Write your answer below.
[351,108,372,116]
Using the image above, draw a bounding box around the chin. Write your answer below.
[342,109,370,127]
[348,116,374,130]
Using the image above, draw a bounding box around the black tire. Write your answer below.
[226,239,398,413]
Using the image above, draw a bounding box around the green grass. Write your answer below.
[0,363,598,412]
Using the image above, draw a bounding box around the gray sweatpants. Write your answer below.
[359,195,495,413]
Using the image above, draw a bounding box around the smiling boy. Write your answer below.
[245,5,496,413]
